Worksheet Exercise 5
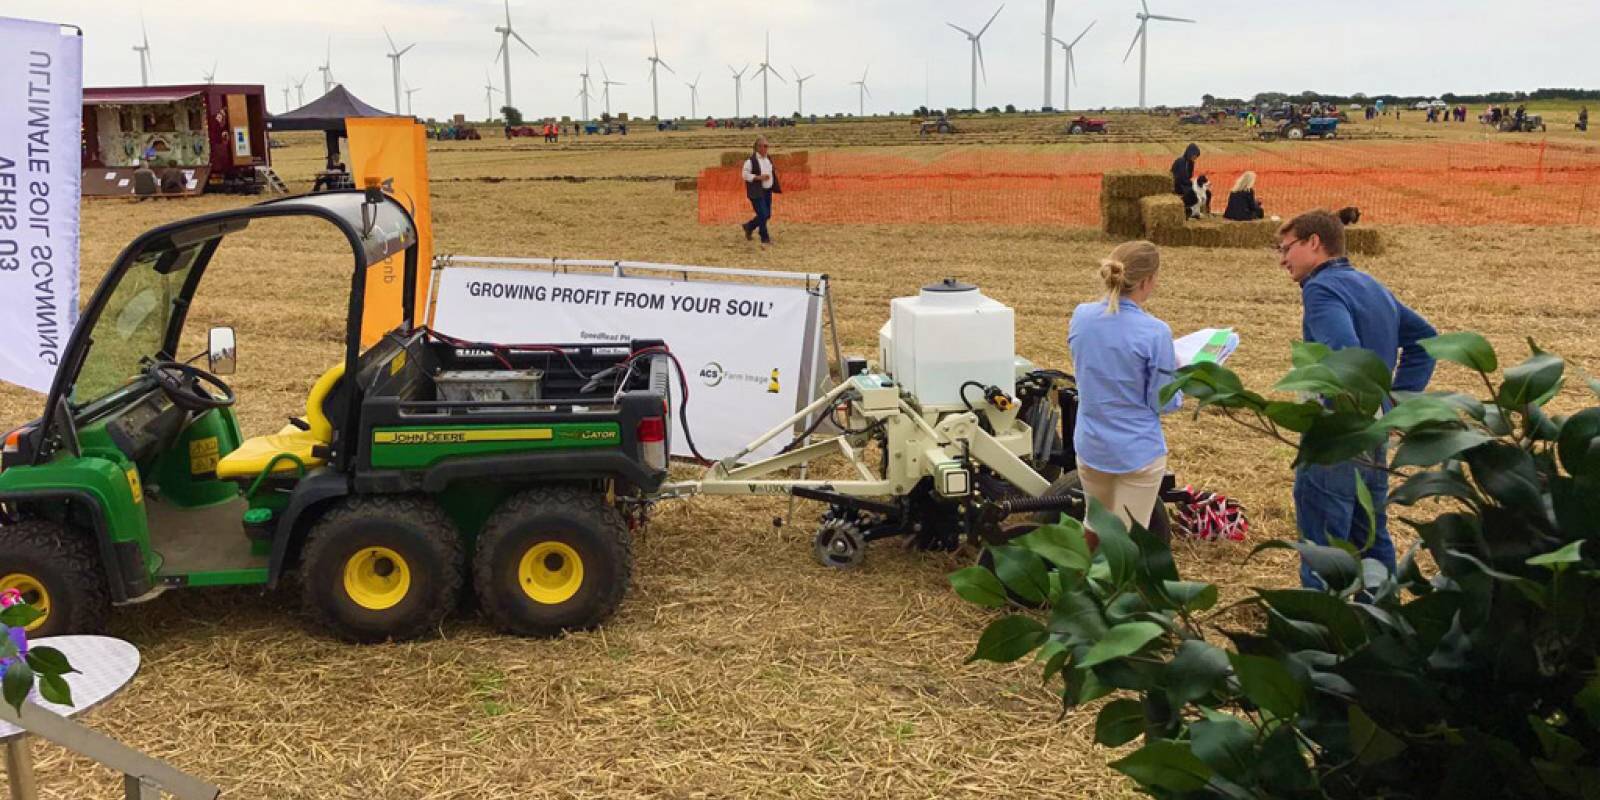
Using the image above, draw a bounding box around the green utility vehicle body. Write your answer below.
[0,190,671,641]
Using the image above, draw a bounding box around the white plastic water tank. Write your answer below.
[887,279,1015,408]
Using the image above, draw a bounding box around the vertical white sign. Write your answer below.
[0,18,81,393]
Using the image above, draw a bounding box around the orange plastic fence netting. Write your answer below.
[697,141,1600,227]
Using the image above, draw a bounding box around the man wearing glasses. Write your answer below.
[1276,210,1437,588]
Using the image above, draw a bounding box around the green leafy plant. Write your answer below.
[955,333,1600,798]
[0,600,77,714]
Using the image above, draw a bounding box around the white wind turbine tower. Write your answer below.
[493,0,539,110]
[599,62,625,118]
[132,19,152,87]
[850,67,871,117]
[1123,0,1194,109]
[577,55,594,121]
[1053,20,1095,112]
[318,39,335,95]
[404,83,420,117]
[281,84,291,112]
[483,72,502,120]
[646,23,675,120]
[751,32,785,118]
[728,64,750,117]
[384,28,416,114]
[947,5,1003,111]
[203,61,217,84]
[685,73,702,119]
[1041,0,1056,110]
[293,73,309,107]
[792,67,814,116]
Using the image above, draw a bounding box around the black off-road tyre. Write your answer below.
[0,519,111,637]
[473,487,632,637]
[1069,124,1085,135]
[299,496,463,643]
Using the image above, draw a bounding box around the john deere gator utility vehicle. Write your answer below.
[0,189,672,642]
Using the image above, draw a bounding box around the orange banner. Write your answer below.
[347,117,434,346]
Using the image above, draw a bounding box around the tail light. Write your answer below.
[637,416,667,472]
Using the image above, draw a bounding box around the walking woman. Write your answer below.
[740,135,781,245]
[1067,241,1182,536]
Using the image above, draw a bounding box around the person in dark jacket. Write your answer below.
[1275,209,1437,589]
[1223,171,1264,221]
[1171,143,1200,209]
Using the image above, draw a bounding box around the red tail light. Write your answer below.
[637,417,665,443]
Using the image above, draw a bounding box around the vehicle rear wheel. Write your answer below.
[1069,124,1085,134]
[473,487,632,636]
[0,519,110,637]
[299,496,462,643]
[1286,126,1306,140]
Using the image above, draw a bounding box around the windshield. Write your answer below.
[73,245,200,405]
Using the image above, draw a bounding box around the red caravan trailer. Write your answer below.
[80,83,270,196]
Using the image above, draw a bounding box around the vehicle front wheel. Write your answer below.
[1069,124,1085,134]
[0,519,110,637]
[299,496,463,643]
[473,487,632,636]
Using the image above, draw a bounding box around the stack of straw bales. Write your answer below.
[1101,170,1172,238]
[1104,170,1383,254]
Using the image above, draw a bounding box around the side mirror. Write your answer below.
[207,327,237,376]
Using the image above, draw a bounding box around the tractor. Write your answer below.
[0,188,673,643]
[1066,116,1109,135]
[1264,117,1339,140]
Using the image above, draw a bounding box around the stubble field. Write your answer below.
[1,111,1598,799]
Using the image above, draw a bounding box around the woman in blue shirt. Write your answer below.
[1067,240,1182,537]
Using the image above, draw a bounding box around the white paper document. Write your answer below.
[1174,328,1239,367]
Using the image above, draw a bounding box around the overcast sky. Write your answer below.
[9,1,1599,120]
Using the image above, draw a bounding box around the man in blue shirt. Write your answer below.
[1276,210,1437,588]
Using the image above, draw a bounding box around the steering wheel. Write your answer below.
[147,360,236,412]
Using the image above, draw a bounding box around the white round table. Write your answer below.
[1,636,140,800]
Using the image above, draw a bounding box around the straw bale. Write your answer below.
[1100,197,1145,238]
[1140,195,1188,233]
[1101,170,1172,201]
[674,179,698,192]
[718,151,747,168]
[1344,226,1385,255]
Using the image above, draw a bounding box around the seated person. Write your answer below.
[1223,171,1265,221]
[159,167,187,195]
[131,160,159,200]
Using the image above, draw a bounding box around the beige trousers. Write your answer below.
[1077,455,1167,532]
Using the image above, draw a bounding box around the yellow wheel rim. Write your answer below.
[342,547,412,611]
[517,541,583,605]
[0,574,51,633]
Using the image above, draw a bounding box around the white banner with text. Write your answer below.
[431,262,827,460]
[0,18,81,393]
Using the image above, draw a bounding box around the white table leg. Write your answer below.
[4,736,37,800]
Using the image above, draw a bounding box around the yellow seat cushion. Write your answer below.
[215,426,327,479]
[215,363,345,481]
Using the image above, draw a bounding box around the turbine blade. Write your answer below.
[1053,37,1067,47]
[601,62,610,81]
[864,84,872,98]
[399,43,415,57]
[385,27,397,52]
[1140,0,1150,16]
[1122,25,1143,63]
[978,4,1003,37]
[977,40,987,82]
[494,39,505,64]
[504,0,512,26]
[1071,20,1096,46]
[660,59,675,75]
[1070,51,1078,86]
[948,23,975,36]
[513,30,538,56]
[1146,14,1196,23]
[773,70,787,84]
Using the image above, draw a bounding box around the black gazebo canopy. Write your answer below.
[268,85,405,164]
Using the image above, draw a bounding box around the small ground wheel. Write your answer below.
[473,487,632,636]
[299,495,463,643]
[0,519,110,637]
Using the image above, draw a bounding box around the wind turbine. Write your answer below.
[685,73,702,119]
[850,66,871,117]
[599,62,625,118]
[203,61,217,85]
[1041,0,1056,110]
[728,64,750,117]
[646,22,675,120]
[493,0,539,110]
[577,54,594,121]
[1053,20,1095,112]
[293,73,309,107]
[132,19,152,87]
[751,32,785,118]
[384,27,416,115]
[792,67,815,116]
[318,38,335,95]
[483,72,502,120]
[1123,0,1194,109]
[404,83,420,117]
[948,5,1003,111]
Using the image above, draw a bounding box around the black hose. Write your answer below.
[959,381,987,412]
